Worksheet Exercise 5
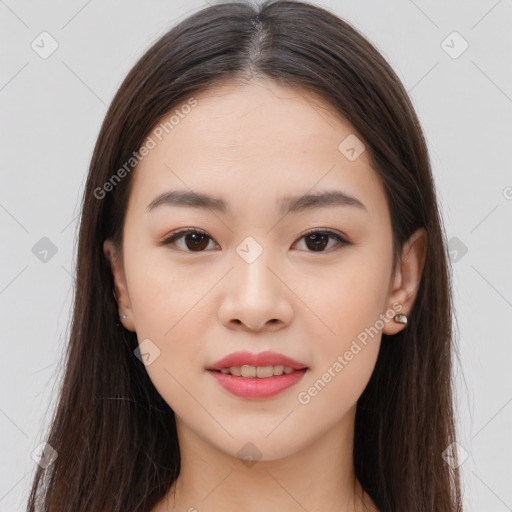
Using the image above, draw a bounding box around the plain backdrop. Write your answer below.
[1,0,511,510]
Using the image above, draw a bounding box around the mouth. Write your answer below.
[206,350,309,399]
[206,350,307,372]
[206,364,308,399]
[209,364,305,378]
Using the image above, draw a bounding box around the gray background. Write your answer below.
[1,0,511,510]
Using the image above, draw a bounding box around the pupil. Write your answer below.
[307,233,328,251]
[187,233,208,251]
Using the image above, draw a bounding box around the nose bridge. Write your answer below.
[233,234,279,301]
[218,234,292,331]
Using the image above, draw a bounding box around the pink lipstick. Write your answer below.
[206,350,308,399]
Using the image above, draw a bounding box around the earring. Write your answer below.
[394,313,408,325]
[116,313,127,328]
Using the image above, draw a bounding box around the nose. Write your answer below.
[218,251,293,333]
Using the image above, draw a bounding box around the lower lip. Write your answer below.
[207,369,307,399]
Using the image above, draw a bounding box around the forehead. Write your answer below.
[126,79,387,220]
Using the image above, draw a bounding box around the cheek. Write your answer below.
[295,265,386,416]
[124,241,205,333]
[295,245,391,404]
[301,251,391,347]
[123,247,206,384]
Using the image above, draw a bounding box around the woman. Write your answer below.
[27,1,464,510]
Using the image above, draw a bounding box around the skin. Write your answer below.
[104,78,427,512]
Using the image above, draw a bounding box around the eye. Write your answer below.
[160,228,352,253]
[160,228,218,252]
[293,229,352,253]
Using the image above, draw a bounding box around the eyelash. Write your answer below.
[160,228,353,253]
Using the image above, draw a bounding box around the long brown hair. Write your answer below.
[27,1,463,510]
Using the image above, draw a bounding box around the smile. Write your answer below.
[207,366,308,399]
[218,364,296,377]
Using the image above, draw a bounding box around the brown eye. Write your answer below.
[182,232,210,251]
[304,232,329,251]
[295,229,351,253]
[161,229,217,252]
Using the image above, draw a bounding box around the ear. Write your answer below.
[103,239,136,332]
[382,227,428,335]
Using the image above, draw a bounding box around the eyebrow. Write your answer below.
[145,189,367,215]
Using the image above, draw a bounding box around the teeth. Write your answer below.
[218,365,298,378]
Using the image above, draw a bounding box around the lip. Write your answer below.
[206,350,307,371]
[206,350,308,399]
[208,369,308,399]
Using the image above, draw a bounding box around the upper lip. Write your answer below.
[207,350,308,371]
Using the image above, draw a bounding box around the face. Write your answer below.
[104,79,426,462]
